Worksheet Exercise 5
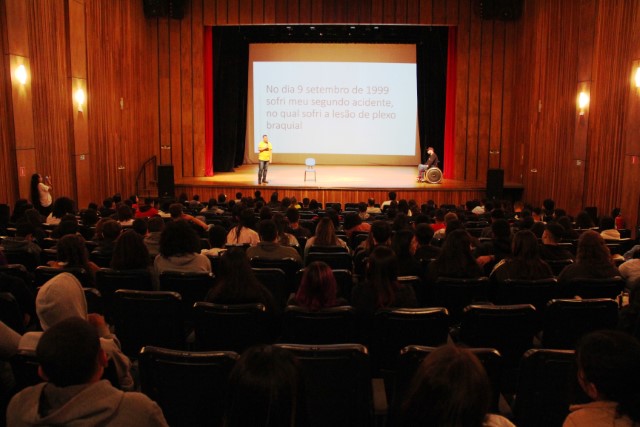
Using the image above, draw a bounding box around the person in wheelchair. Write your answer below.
[417,147,440,182]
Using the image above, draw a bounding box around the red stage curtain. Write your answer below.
[204,27,214,176]
[443,26,457,180]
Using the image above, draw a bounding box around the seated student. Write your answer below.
[246,220,302,264]
[16,273,133,390]
[398,344,514,427]
[0,222,42,264]
[144,216,164,259]
[539,223,575,261]
[110,230,151,270]
[619,248,640,288]
[93,219,122,256]
[223,345,306,427]
[153,220,211,278]
[557,230,620,287]
[48,234,100,283]
[135,197,159,219]
[7,317,168,427]
[226,208,260,246]
[599,215,621,240]
[563,330,640,427]
[304,217,350,260]
[288,261,347,310]
[201,224,228,257]
[413,223,441,261]
[169,203,208,233]
[490,230,554,282]
[206,248,276,313]
[285,207,311,239]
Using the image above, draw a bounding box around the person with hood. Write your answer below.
[7,317,167,427]
[15,272,133,390]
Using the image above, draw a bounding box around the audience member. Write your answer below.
[427,229,484,283]
[343,211,371,238]
[223,345,305,427]
[398,344,514,427]
[169,202,208,232]
[246,219,302,264]
[539,223,575,261]
[490,230,554,281]
[16,273,133,389]
[557,216,579,240]
[93,219,122,255]
[618,282,640,338]
[391,228,422,277]
[1,222,42,264]
[288,261,347,310]
[50,214,79,239]
[351,245,417,316]
[304,217,349,259]
[46,197,75,225]
[618,248,640,289]
[413,223,441,261]
[272,212,299,246]
[48,234,100,282]
[205,248,276,313]
[115,204,135,226]
[575,211,595,230]
[285,207,311,239]
[8,317,166,426]
[144,217,164,258]
[110,229,150,270]
[153,220,211,278]
[598,216,620,240]
[557,230,620,287]
[201,225,228,257]
[563,330,640,427]
[99,197,116,218]
[226,208,260,246]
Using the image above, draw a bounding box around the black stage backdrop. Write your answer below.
[211,25,448,172]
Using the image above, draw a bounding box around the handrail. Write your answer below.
[135,155,157,197]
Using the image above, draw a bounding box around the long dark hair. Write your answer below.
[295,261,338,311]
[206,248,265,303]
[110,230,150,270]
[507,230,550,279]
[400,345,492,427]
[30,174,41,209]
[576,230,614,268]
[433,230,481,278]
[365,245,400,308]
[224,345,306,427]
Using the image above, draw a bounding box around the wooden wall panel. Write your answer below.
[1,0,639,231]
[28,0,75,199]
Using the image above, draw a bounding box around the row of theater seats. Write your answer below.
[9,342,584,427]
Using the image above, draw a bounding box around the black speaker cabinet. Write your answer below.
[486,169,504,200]
[157,165,175,198]
[475,0,523,21]
[143,0,184,19]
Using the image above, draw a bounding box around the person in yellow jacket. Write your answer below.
[258,134,272,184]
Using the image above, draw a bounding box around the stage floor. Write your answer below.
[180,164,485,191]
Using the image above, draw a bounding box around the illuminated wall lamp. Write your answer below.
[578,91,590,116]
[74,88,86,112]
[635,66,640,89]
[15,64,27,85]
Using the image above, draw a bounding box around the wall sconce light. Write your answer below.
[577,91,590,116]
[74,88,86,112]
[15,64,27,85]
[635,66,640,89]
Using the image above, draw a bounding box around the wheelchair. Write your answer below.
[417,167,443,184]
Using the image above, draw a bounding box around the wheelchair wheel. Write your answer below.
[426,167,443,184]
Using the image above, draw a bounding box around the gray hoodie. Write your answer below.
[17,273,133,390]
[7,380,168,427]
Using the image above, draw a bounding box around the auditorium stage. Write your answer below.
[176,165,521,207]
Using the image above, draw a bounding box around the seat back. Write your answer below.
[306,252,353,271]
[274,343,373,427]
[459,304,537,362]
[252,267,289,311]
[249,257,301,293]
[513,349,583,427]
[0,292,24,334]
[139,346,238,427]
[391,346,502,422]
[95,268,153,320]
[113,290,185,358]
[371,307,450,373]
[281,305,357,344]
[159,271,215,318]
[431,277,489,323]
[34,266,92,288]
[193,302,273,353]
[3,250,39,272]
[89,250,113,268]
[496,278,558,313]
[542,298,619,349]
[0,264,33,288]
[544,258,574,276]
[568,276,625,299]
